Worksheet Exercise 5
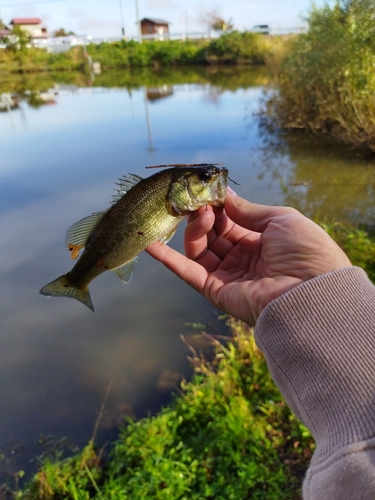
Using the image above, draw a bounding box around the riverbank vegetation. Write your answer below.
[267,0,375,151]
[0,31,288,76]
[3,224,374,499]
[5,319,315,500]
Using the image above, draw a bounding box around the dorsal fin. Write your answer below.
[111,173,143,205]
[65,211,106,259]
[65,174,143,259]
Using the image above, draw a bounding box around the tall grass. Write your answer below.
[267,0,375,151]
[17,319,313,500]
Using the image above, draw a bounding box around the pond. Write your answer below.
[1,66,375,481]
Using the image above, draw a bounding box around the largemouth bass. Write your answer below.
[40,165,228,311]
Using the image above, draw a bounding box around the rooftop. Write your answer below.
[10,18,42,25]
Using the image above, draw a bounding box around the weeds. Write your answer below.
[14,320,314,500]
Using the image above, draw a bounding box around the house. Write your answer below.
[140,18,170,40]
[9,18,48,39]
[0,20,11,40]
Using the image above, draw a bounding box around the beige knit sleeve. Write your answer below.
[254,267,375,500]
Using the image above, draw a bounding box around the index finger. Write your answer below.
[145,241,208,294]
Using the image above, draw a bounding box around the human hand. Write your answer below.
[146,195,352,325]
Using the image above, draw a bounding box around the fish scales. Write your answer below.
[40,165,228,311]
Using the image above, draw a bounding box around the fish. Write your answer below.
[40,165,228,311]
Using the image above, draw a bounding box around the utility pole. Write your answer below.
[134,0,142,43]
[119,0,125,38]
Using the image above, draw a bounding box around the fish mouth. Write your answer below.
[208,168,228,206]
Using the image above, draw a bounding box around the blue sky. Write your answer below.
[1,0,323,39]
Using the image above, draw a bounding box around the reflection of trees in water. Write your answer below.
[257,120,375,226]
[202,85,224,105]
[1,65,271,95]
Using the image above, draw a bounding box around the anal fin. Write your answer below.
[112,258,137,284]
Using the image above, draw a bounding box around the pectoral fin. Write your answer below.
[65,211,106,258]
[112,259,137,284]
[159,228,178,245]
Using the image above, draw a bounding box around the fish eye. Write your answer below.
[199,170,213,182]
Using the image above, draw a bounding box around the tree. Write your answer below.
[53,28,75,37]
[8,26,31,51]
[199,8,233,32]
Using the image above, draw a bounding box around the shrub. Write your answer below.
[267,0,375,151]
[205,31,268,64]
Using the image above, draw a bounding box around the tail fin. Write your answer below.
[40,274,94,311]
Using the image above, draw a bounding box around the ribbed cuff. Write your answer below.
[254,267,375,465]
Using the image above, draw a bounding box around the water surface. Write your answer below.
[1,66,374,479]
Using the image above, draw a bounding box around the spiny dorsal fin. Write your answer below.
[111,173,143,205]
[65,211,106,258]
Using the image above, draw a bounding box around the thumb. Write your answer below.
[224,195,296,233]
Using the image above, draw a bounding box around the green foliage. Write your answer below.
[87,39,206,68]
[18,443,102,500]
[268,0,375,151]
[53,28,75,37]
[0,32,286,75]
[321,222,375,281]
[204,31,269,64]
[17,320,314,499]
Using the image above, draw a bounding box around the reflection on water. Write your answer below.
[257,123,375,226]
[1,66,374,480]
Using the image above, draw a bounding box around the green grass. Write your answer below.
[0,31,288,77]
[320,222,375,282]
[16,320,313,500]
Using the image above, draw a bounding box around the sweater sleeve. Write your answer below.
[254,266,375,500]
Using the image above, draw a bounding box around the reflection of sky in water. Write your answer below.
[1,81,374,477]
[0,83,276,477]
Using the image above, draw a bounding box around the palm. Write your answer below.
[146,196,351,325]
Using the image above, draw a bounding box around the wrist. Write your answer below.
[254,267,375,464]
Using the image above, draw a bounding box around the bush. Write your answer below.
[267,0,375,151]
[205,31,269,64]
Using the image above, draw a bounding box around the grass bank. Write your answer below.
[267,0,375,152]
[0,31,289,75]
[12,320,314,500]
[4,222,374,499]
